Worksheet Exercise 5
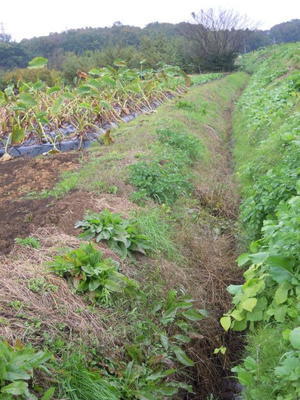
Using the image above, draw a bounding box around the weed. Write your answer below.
[50,243,138,305]
[156,128,203,161]
[129,160,193,204]
[15,237,41,249]
[27,278,58,294]
[133,207,180,260]
[176,100,197,111]
[75,210,150,258]
[0,341,54,400]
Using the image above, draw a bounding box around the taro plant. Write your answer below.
[0,341,54,400]
[50,243,138,304]
[75,210,150,258]
[0,60,190,161]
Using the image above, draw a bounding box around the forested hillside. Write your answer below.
[0,18,299,73]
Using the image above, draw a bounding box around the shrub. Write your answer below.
[51,243,138,304]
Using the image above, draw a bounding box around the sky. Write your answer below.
[1,0,299,41]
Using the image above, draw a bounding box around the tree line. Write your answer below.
[0,12,299,80]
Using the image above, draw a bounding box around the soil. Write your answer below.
[0,152,91,254]
[0,152,81,201]
[0,150,141,254]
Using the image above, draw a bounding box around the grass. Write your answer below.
[133,207,180,261]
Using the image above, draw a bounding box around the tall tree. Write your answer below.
[181,8,252,71]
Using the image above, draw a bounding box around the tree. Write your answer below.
[181,8,252,71]
[270,20,300,44]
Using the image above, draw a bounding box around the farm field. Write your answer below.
[0,41,299,400]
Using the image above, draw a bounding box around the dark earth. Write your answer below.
[0,152,94,254]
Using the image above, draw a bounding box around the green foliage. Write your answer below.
[1,63,187,155]
[27,278,58,294]
[156,128,203,161]
[190,73,224,85]
[0,341,53,400]
[112,289,206,399]
[175,100,197,111]
[15,237,41,249]
[129,160,193,204]
[129,131,197,205]
[1,67,61,90]
[224,43,300,398]
[232,324,300,399]
[224,193,300,332]
[57,354,121,400]
[51,243,138,304]
[75,210,150,258]
[240,146,300,240]
[133,207,179,260]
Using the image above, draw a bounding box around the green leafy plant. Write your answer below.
[57,354,121,400]
[175,100,197,111]
[129,160,193,204]
[156,128,203,161]
[75,210,150,258]
[50,243,138,304]
[0,341,53,400]
[15,237,41,249]
[222,192,300,332]
[27,278,58,294]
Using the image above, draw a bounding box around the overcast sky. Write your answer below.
[1,0,299,41]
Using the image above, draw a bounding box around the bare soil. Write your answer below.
[0,153,87,254]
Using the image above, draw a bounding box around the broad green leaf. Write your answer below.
[241,297,257,312]
[1,381,29,395]
[17,93,37,108]
[227,284,242,295]
[289,327,300,349]
[146,369,175,381]
[269,266,292,283]
[41,387,55,400]
[160,334,169,351]
[182,308,206,321]
[232,318,247,331]
[274,282,291,305]
[231,309,244,321]
[28,57,48,69]
[220,316,231,331]
[173,347,194,367]
[172,334,191,343]
[237,253,250,266]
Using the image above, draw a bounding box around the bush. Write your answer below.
[1,68,62,89]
